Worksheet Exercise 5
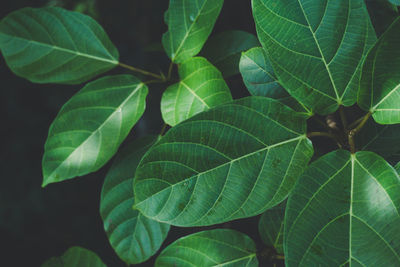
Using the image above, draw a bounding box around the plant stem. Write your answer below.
[339,106,348,131]
[307,131,343,148]
[160,123,168,136]
[348,116,365,130]
[348,112,371,154]
[167,62,174,80]
[119,62,164,80]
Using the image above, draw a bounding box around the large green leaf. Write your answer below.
[160,57,232,126]
[42,75,148,186]
[252,0,376,115]
[0,7,119,84]
[41,247,106,267]
[358,17,400,124]
[134,96,313,226]
[365,0,399,36]
[239,47,311,115]
[389,0,400,5]
[200,30,259,77]
[100,136,170,264]
[155,229,258,266]
[162,0,224,63]
[396,162,400,173]
[357,119,400,158]
[285,150,400,266]
[258,202,285,254]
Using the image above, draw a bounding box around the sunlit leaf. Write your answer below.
[135,97,313,226]
[258,202,285,254]
[155,229,258,267]
[41,247,106,267]
[285,150,400,266]
[100,136,170,264]
[161,57,232,126]
[42,75,148,186]
[0,7,119,84]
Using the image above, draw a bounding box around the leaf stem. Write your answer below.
[348,112,372,154]
[307,131,343,148]
[119,62,164,80]
[167,62,174,80]
[339,106,348,130]
[160,123,168,136]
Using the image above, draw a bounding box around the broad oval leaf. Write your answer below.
[358,17,400,124]
[396,162,400,173]
[0,7,119,84]
[285,150,400,266]
[258,202,285,254]
[41,246,106,267]
[162,0,224,63]
[161,57,232,126]
[100,136,170,264]
[135,96,314,226]
[42,75,148,186]
[155,229,258,267]
[239,47,311,115]
[357,119,400,158]
[252,0,376,115]
[201,30,260,77]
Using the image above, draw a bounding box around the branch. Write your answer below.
[119,62,165,80]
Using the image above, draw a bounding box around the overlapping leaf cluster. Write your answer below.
[1,0,400,266]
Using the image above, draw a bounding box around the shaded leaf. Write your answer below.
[252,0,376,115]
[396,162,400,172]
[285,150,400,266]
[0,7,119,84]
[258,201,285,254]
[359,17,400,124]
[365,0,399,36]
[155,229,258,267]
[239,47,311,115]
[201,30,259,77]
[389,0,400,5]
[162,0,224,63]
[41,247,106,267]
[161,57,232,126]
[100,136,170,264]
[135,97,313,226]
[42,75,148,186]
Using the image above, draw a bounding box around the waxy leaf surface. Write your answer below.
[42,75,148,186]
[0,7,119,84]
[135,97,313,226]
[41,247,106,267]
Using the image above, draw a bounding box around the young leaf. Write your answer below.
[135,97,313,226]
[0,7,119,84]
[252,0,376,115]
[358,17,400,124]
[200,30,260,77]
[356,119,400,158]
[162,0,224,63]
[258,202,285,254]
[155,229,258,266]
[41,247,106,267]
[100,136,170,265]
[161,57,232,126]
[285,150,400,266]
[42,75,148,187]
[239,47,311,115]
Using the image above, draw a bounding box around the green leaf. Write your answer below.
[239,47,311,115]
[161,57,232,126]
[357,119,400,158]
[0,7,119,84]
[162,0,224,63]
[365,0,399,36]
[396,162,400,173]
[41,247,106,267]
[358,17,400,124]
[285,150,400,266]
[155,229,258,267]
[252,0,376,115]
[258,202,285,254]
[100,136,170,264]
[201,30,260,77]
[389,0,400,5]
[134,96,313,226]
[42,75,148,187]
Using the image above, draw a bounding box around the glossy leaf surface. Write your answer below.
[135,97,313,226]
[0,7,119,84]
[285,150,400,266]
[258,202,285,254]
[41,247,106,267]
[42,75,148,186]
[155,229,258,267]
[161,57,232,126]
[100,136,170,264]
[162,0,224,63]
[252,0,376,115]
[239,47,311,114]
[359,17,400,124]
[201,30,259,77]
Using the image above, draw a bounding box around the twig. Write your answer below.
[119,62,164,80]
[348,112,372,153]
[339,106,348,131]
